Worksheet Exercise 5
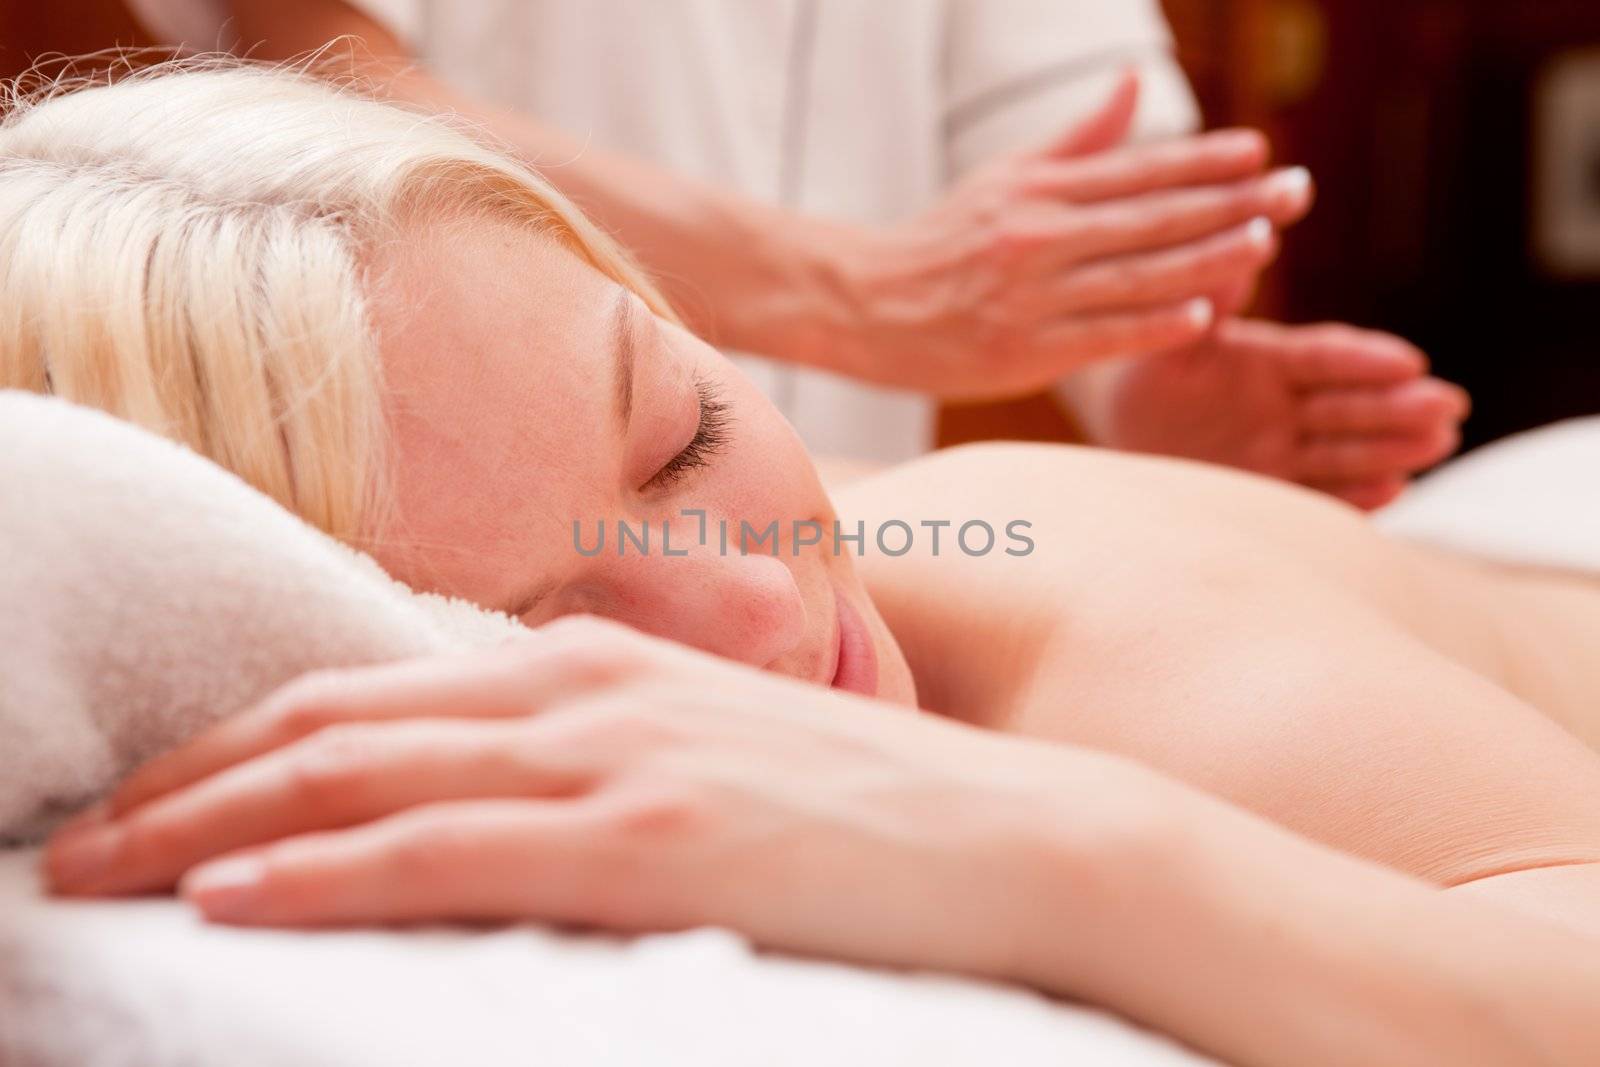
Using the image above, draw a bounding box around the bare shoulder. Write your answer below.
[839,444,1600,887]
[832,442,1375,728]
[840,441,1367,538]
[835,441,1384,602]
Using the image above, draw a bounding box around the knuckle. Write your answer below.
[263,671,348,737]
[976,337,1030,381]
[539,615,651,669]
[966,313,1017,358]
[382,812,469,883]
[284,724,382,804]
[1013,159,1065,199]
[984,216,1042,261]
[119,816,186,870]
[971,302,1019,347]
[1066,213,1114,250]
[602,783,717,845]
[570,698,684,755]
[518,617,663,691]
[542,612,629,641]
[274,697,337,740]
[1097,263,1140,300]
[1233,181,1271,213]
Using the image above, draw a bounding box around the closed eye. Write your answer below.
[645,376,730,490]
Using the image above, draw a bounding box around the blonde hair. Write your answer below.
[0,57,666,540]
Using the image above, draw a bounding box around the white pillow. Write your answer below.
[0,391,523,842]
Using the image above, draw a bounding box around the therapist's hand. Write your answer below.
[1062,320,1470,510]
[820,74,1314,399]
[45,618,1140,986]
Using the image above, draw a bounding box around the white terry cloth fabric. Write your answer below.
[0,851,1215,1067]
[1375,416,1600,576]
[0,390,523,843]
[0,391,1216,1066]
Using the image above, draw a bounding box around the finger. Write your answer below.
[1050,169,1313,266]
[1040,69,1139,158]
[48,718,580,897]
[1219,320,1429,386]
[106,649,534,817]
[1298,379,1471,436]
[1209,272,1263,319]
[180,799,631,929]
[1051,217,1276,315]
[108,620,641,816]
[1035,298,1215,364]
[1295,426,1460,484]
[1307,478,1410,512]
[1028,128,1272,202]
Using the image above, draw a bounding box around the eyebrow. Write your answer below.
[612,288,637,429]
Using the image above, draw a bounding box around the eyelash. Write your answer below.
[646,376,731,489]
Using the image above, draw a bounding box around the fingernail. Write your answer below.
[46,825,121,891]
[183,857,264,920]
[1270,166,1312,199]
[1245,216,1274,246]
[1184,298,1214,329]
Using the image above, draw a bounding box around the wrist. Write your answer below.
[1002,751,1194,998]
[752,212,878,377]
[671,188,873,376]
[1052,357,1128,445]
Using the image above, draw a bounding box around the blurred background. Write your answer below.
[3,0,1598,456]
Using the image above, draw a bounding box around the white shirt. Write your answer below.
[130,0,1199,462]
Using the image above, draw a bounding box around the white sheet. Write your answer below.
[1375,416,1600,574]
[0,852,1214,1067]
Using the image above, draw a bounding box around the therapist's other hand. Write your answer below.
[824,73,1314,399]
[45,618,1135,983]
[1062,320,1470,510]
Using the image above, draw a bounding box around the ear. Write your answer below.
[1036,69,1140,159]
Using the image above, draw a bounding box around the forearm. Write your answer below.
[222,4,865,370]
[399,81,865,367]
[1025,764,1600,1066]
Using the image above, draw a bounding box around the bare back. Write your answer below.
[841,444,1600,894]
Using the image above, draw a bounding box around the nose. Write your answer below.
[565,548,807,668]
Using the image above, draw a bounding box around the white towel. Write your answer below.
[0,390,523,842]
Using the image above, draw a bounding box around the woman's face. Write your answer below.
[367,213,915,705]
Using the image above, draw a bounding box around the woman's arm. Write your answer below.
[209,0,1313,399]
[45,619,1600,1066]
[1028,766,1600,1067]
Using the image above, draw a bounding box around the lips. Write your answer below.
[829,587,879,697]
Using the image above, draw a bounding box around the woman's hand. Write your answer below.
[44,617,1138,984]
[813,74,1314,399]
[43,617,1600,1066]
